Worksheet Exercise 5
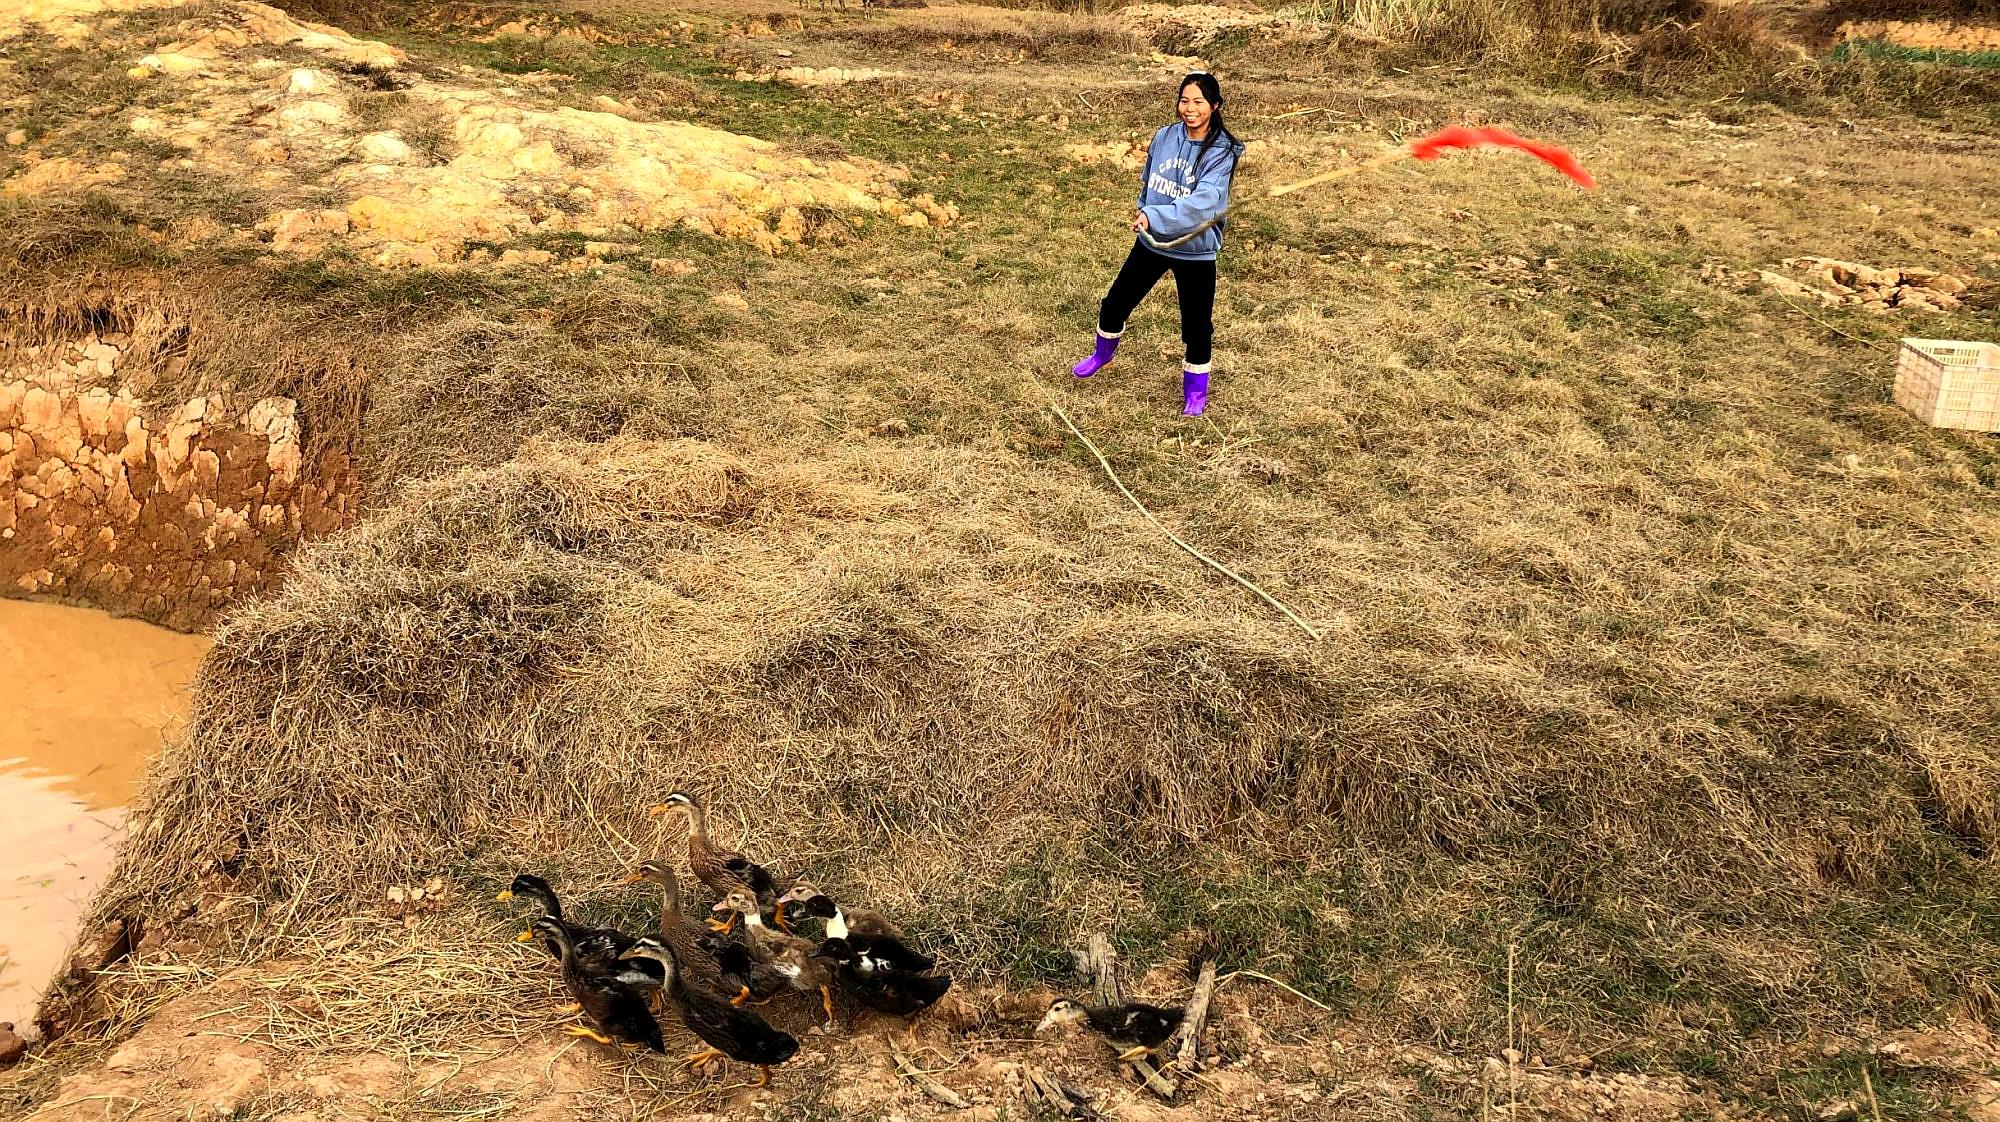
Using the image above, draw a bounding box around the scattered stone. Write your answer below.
[1773,256,1987,313]
[495,248,556,269]
[67,919,131,982]
[734,66,907,87]
[710,292,751,312]
[0,1023,26,1068]
[4,130,24,147]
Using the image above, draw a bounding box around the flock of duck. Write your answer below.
[497,791,1189,1087]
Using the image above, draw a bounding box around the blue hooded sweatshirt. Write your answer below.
[1135,122,1242,262]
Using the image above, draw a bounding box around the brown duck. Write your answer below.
[626,859,778,1004]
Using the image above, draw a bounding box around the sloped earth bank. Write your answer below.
[2,297,358,630]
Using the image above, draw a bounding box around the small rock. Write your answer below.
[711,293,750,312]
[68,919,131,981]
[4,130,25,146]
[0,1023,26,1068]
[871,418,911,437]
[355,132,412,163]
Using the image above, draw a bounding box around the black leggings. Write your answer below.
[1096,242,1217,367]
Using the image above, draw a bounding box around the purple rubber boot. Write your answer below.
[1071,328,1122,378]
[1181,366,1210,416]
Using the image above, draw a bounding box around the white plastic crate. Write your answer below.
[1895,338,2000,433]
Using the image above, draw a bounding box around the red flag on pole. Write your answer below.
[1406,125,1597,190]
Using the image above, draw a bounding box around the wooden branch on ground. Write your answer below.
[1085,933,1124,1007]
[890,1037,969,1109]
[1051,405,1323,641]
[1174,958,1219,1072]
[1022,1064,1102,1120]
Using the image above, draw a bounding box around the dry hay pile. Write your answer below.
[50,408,1998,1053]
[1,0,957,263]
[1110,3,1288,52]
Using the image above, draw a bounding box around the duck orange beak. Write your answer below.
[514,930,535,943]
[646,804,669,817]
[494,890,514,902]
[620,872,646,884]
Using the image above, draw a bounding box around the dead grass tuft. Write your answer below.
[830,8,1141,59]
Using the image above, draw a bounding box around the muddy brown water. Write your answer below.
[0,599,208,1032]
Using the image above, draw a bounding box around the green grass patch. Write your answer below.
[1832,38,2000,71]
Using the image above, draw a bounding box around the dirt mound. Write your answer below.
[732,65,911,87]
[1839,17,2000,50]
[21,946,1751,1122]
[1,0,957,263]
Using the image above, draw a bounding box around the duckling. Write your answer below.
[775,886,934,973]
[498,873,636,965]
[774,883,903,938]
[715,889,838,1027]
[808,936,952,1019]
[1036,998,1184,1062]
[532,917,664,1052]
[649,792,783,932]
[619,938,800,1087]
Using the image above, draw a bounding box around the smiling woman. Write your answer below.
[0,598,208,1032]
[1068,71,1245,417]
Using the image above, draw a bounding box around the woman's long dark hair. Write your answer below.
[1178,71,1242,176]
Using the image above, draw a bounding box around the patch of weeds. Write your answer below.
[1757,1051,1950,1121]
[400,115,456,164]
[345,88,410,130]
[1831,39,2000,72]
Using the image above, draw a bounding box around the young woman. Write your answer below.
[1070,72,1244,417]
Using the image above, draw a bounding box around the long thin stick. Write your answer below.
[1051,405,1321,640]
[890,1037,969,1108]
[1774,291,1891,354]
[1267,147,1412,198]
[1862,1068,1884,1122]
[1215,969,1332,1011]
[1140,143,1411,250]
[1506,941,1518,1112]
